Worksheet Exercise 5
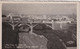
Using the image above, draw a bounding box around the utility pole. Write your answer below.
[52,20,55,30]
[60,21,62,29]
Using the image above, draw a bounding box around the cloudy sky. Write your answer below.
[2,3,77,15]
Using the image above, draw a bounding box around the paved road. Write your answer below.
[18,32,48,49]
[67,47,77,49]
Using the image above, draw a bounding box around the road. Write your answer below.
[67,47,77,49]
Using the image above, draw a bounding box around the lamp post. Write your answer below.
[8,14,19,30]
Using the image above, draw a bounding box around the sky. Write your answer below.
[2,3,77,15]
[0,0,79,1]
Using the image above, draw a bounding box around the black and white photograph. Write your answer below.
[0,0,79,2]
[2,3,77,49]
